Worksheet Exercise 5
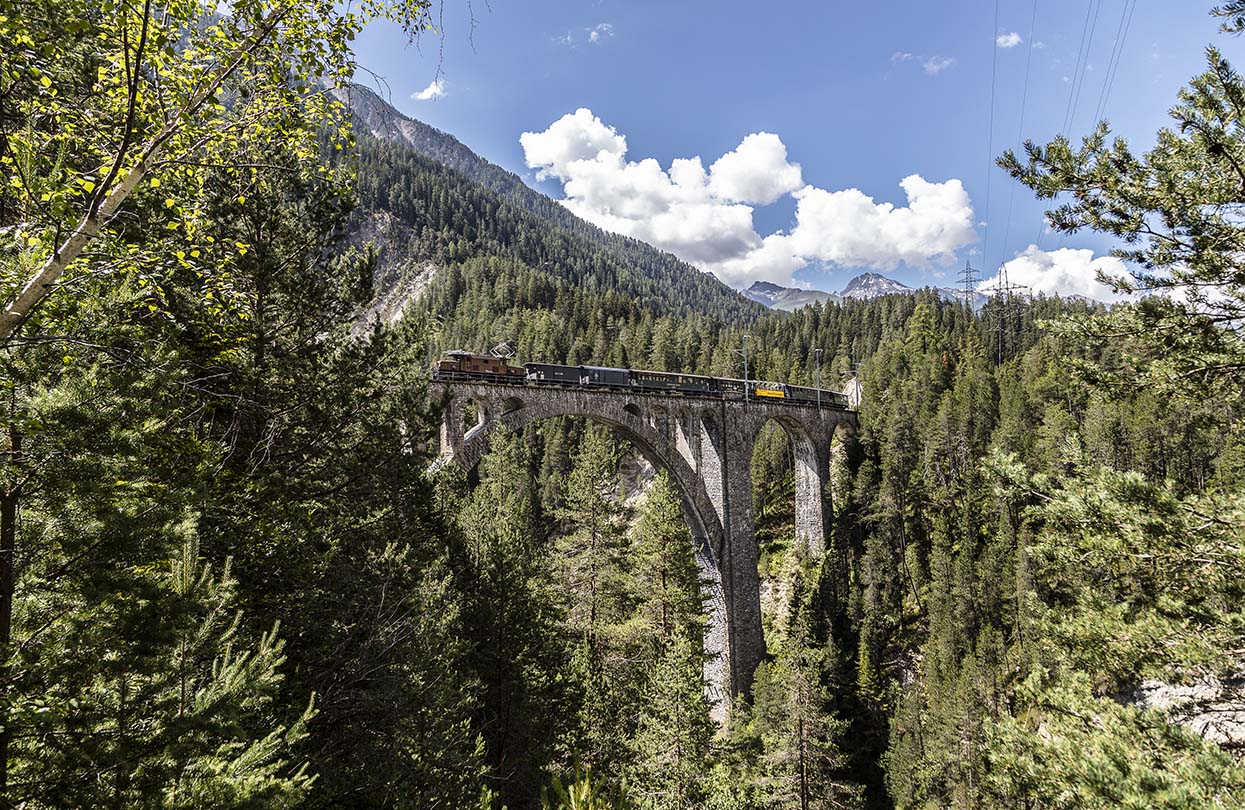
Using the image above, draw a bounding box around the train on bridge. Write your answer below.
[432,350,851,409]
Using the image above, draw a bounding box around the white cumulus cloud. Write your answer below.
[996,32,1022,48]
[703,235,807,288]
[520,109,979,288]
[412,79,445,101]
[783,176,976,270]
[519,108,626,180]
[980,245,1128,301]
[589,23,613,44]
[923,56,956,75]
[708,133,803,205]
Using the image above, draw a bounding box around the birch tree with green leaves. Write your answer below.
[0,0,433,338]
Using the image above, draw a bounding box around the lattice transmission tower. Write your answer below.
[957,258,980,303]
[981,264,1030,364]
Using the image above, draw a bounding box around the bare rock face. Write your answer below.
[618,448,657,508]
[1131,673,1245,757]
[341,208,441,337]
[352,260,437,337]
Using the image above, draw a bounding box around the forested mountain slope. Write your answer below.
[333,83,764,330]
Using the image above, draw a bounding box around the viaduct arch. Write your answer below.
[430,380,856,717]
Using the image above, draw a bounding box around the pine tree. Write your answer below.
[1000,29,1245,402]
[629,632,713,810]
[630,472,703,644]
[972,6,1245,804]
[753,626,860,810]
[935,349,1245,806]
[555,426,628,651]
[15,527,314,808]
[159,541,316,809]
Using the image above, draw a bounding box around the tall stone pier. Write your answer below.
[430,380,856,717]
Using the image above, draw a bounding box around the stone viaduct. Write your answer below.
[430,380,856,715]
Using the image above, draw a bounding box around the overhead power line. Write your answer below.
[982,0,1002,273]
[1062,0,1104,138]
[1001,0,1040,264]
[1057,0,1137,251]
[1038,0,1103,253]
[1091,0,1139,128]
[1067,0,1105,135]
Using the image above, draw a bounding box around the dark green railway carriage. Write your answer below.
[524,363,581,384]
[785,384,819,403]
[632,370,714,393]
[581,366,632,387]
[785,384,850,408]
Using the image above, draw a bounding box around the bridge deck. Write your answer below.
[429,373,856,412]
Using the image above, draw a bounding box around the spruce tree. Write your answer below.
[555,426,628,652]
[628,632,713,810]
[459,429,572,806]
[753,626,860,810]
[552,426,633,771]
[630,472,702,644]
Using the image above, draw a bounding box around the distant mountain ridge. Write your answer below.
[746,273,992,311]
[332,83,530,198]
[743,281,839,310]
[335,84,1088,323]
[841,272,912,300]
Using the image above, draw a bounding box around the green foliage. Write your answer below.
[861,11,1245,807]
[629,633,714,809]
[961,452,1245,805]
[8,1,1245,807]
[0,293,319,806]
[752,640,860,810]
[159,549,316,810]
[458,429,574,807]
[15,527,314,809]
[543,762,639,810]
[555,426,628,649]
[1215,1,1245,32]
[631,472,704,644]
[0,0,435,338]
[0,18,489,803]
[991,451,1245,684]
[1000,44,1245,403]
[984,671,1245,809]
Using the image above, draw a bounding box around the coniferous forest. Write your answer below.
[2,1,1244,808]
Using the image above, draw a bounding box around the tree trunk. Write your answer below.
[0,424,20,807]
[799,713,810,810]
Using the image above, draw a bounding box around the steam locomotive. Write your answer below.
[432,350,850,409]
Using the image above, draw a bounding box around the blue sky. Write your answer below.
[352,1,1238,296]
